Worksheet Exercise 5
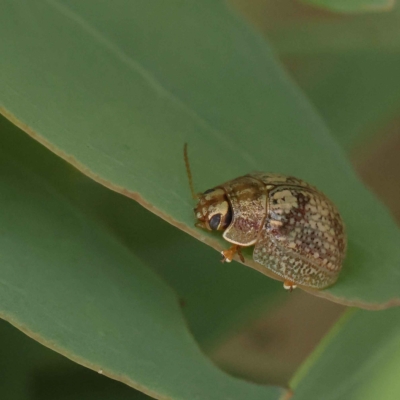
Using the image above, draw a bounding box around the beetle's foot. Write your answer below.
[195,221,206,230]
[221,245,242,263]
[283,280,297,292]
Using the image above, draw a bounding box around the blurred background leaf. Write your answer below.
[233,0,400,153]
[212,291,345,386]
[285,53,400,153]
[291,307,400,400]
[299,0,395,13]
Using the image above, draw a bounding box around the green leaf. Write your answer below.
[93,190,284,349]
[268,4,400,55]
[0,113,284,350]
[0,121,284,399]
[233,0,400,151]
[0,319,148,400]
[291,307,400,399]
[299,0,395,13]
[284,53,400,152]
[1,0,400,309]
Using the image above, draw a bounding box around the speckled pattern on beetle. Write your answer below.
[194,173,347,291]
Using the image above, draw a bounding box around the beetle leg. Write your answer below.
[195,221,206,229]
[283,280,297,292]
[237,247,245,263]
[221,244,243,263]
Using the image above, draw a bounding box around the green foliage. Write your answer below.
[291,308,400,399]
[0,319,146,400]
[0,0,400,399]
[269,3,400,152]
[300,0,394,13]
[233,0,400,152]
[0,116,283,399]
[286,53,400,152]
[1,0,400,308]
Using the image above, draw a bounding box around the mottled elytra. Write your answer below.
[184,145,347,290]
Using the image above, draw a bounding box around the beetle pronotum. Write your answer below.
[184,144,347,291]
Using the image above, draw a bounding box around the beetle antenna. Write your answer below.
[184,143,197,200]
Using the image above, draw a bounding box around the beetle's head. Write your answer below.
[194,188,232,231]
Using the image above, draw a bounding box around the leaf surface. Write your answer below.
[1,0,400,308]
[0,122,284,399]
[232,0,400,151]
[0,114,284,349]
[0,319,149,400]
[300,0,394,13]
[285,53,400,152]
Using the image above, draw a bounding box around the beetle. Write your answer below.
[184,144,347,291]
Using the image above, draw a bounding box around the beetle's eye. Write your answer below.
[209,214,221,230]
